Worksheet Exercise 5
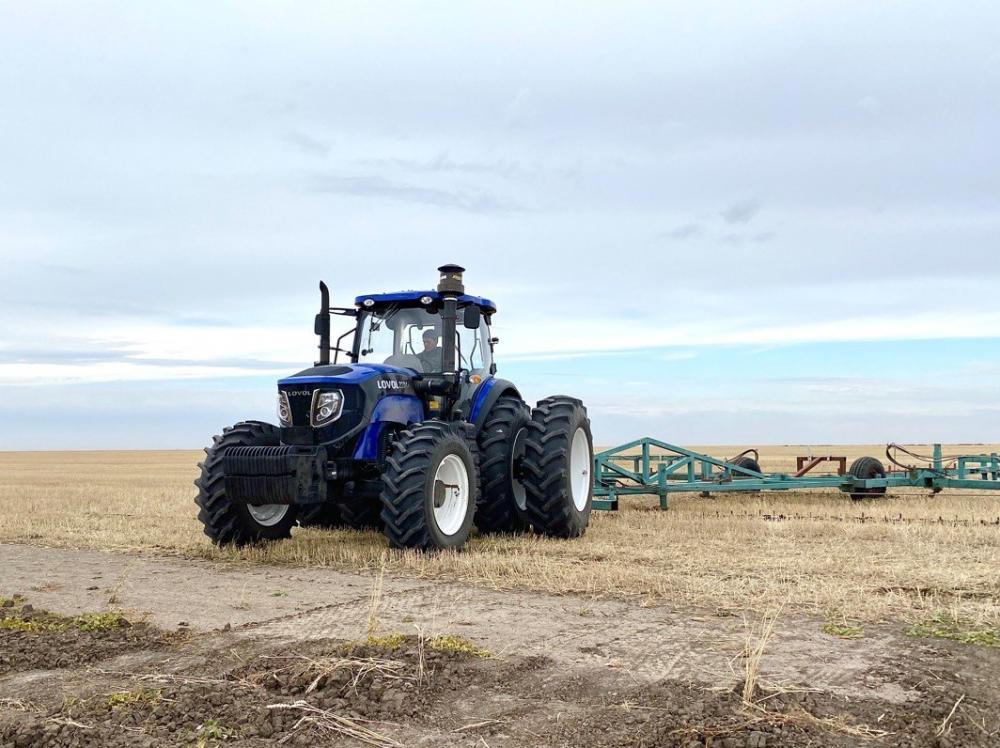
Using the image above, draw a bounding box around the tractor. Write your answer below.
[195,264,594,550]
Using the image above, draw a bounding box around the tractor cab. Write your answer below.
[351,291,496,379]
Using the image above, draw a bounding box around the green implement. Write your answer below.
[592,439,1000,511]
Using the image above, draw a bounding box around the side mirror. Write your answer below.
[314,313,330,337]
[463,305,481,330]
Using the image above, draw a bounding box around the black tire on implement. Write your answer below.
[521,396,594,538]
[732,455,762,475]
[380,422,479,550]
[848,456,888,501]
[476,396,531,534]
[731,455,762,492]
[194,421,298,546]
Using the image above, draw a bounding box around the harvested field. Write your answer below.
[1,446,999,627]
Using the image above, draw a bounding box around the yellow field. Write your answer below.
[1,445,999,626]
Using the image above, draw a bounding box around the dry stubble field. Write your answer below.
[2,444,999,627]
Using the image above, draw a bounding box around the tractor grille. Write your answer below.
[279,383,365,445]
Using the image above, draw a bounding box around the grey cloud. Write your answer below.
[309,174,521,213]
[660,223,702,240]
[720,230,776,245]
[356,153,532,180]
[0,348,132,365]
[283,131,331,157]
[0,347,292,370]
[720,199,761,224]
[40,263,87,275]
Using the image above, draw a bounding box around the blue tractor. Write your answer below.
[195,265,594,551]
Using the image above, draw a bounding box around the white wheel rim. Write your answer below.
[511,427,527,511]
[247,503,290,527]
[432,453,470,536]
[569,427,591,512]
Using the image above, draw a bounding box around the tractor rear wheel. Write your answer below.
[194,421,298,545]
[476,396,531,534]
[521,396,594,538]
[380,422,479,550]
[848,456,888,501]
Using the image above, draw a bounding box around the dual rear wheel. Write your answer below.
[474,395,594,538]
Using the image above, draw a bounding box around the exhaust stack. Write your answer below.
[437,264,464,374]
[315,281,331,366]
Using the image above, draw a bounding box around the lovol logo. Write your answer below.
[286,390,312,397]
[377,379,408,391]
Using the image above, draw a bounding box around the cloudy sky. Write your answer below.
[2,1,998,450]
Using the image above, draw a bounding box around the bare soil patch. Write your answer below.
[0,548,999,746]
[0,597,998,747]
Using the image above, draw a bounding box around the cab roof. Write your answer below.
[354,291,497,313]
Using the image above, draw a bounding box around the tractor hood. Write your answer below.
[277,362,416,387]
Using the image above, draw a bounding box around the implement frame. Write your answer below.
[592,438,1000,511]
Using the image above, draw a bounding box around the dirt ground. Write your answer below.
[1,544,999,747]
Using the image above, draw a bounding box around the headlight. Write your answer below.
[311,389,344,427]
[277,391,292,427]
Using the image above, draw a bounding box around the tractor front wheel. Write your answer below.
[380,422,479,550]
[194,421,298,545]
[522,396,594,538]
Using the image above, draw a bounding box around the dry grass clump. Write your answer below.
[1,447,999,624]
[105,688,161,710]
[0,608,129,633]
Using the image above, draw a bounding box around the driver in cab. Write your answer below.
[417,328,442,372]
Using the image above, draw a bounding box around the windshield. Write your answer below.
[356,306,492,375]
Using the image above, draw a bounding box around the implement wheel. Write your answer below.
[731,455,762,493]
[522,396,594,538]
[733,455,761,475]
[848,456,888,501]
[476,396,531,534]
[194,421,297,546]
[380,422,479,550]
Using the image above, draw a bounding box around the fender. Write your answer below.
[353,395,425,460]
[469,378,522,432]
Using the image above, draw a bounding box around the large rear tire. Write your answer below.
[848,456,887,501]
[521,396,594,538]
[476,396,531,534]
[194,421,297,546]
[380,422,479,550]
